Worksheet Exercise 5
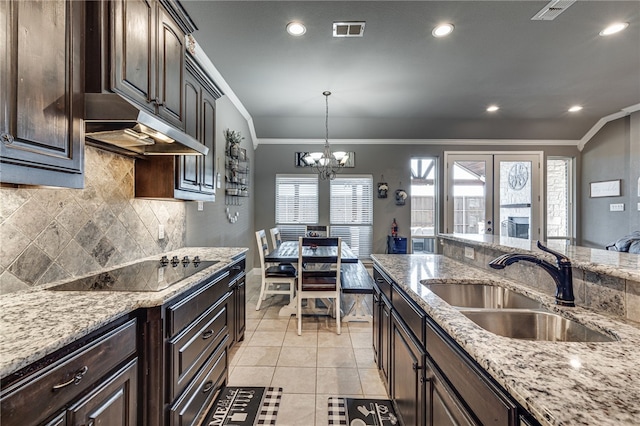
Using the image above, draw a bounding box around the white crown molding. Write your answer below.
[190,38,259,149]
[578,103,640,151]
[257,138,579,146]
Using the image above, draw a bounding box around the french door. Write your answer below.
[444,152,542,240]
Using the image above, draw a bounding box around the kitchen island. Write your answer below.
[0,247,247,426]
[371,252,640,425]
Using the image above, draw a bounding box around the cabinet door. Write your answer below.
[380,297,391,391]
[392,312,426,426]
[111,0,156,111]
[178,72,201,193]
[0,0,83,188]
[372,289,381,365]
[199,86,217,194]
[235,275,246,343]
[156,6,185,128]
[428,359,478,426]
[66,359,138,426]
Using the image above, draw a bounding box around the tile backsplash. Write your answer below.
[0,147,186,294]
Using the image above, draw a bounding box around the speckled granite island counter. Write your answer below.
[0,247,247,378]
[371,253,640,425]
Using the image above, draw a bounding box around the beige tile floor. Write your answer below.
[228,271,388,425]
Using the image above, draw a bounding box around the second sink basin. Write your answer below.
[460,310,616,342]
[424,283,544,309]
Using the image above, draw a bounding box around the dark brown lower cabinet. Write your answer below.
[428,357,477,426]
[66,359,138,426]
[372,261,540,426]
[391,311,426,426]
[0,317,138,426]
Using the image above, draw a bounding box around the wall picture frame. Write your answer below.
[590,179,621,198]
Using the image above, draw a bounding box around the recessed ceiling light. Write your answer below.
[599,22,629,36]
[568,105,583,112]
[286,21,306,36]
[487,105,499,112]
[432,23,454,38]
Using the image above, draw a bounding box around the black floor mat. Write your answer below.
[328,397,399,425]
[205,386,282,425]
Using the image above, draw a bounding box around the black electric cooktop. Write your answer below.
[48,257,219,292]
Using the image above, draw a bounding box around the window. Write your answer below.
[546,157,574,243]
[411,158,437,253]
[330,175,373,259]
[275,175,318,240]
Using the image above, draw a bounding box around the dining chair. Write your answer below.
[255,230,296,311]
[269,227,283,249]
[296,236,341,335]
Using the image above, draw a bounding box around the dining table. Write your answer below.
[265,240,373,319]
[264,240,359,264]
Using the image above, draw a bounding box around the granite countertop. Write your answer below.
[439,233,640,282]
[0,247,247,379]
[371,253,640,426]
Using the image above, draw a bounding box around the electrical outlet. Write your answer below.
[157,267,164,283]
[158,224,165,240]
[464,247,475,259]
[609,203,625,212]
[198,201,204,211]
[637,202,640,211]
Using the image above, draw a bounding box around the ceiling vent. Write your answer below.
[531,0,576,20]
[333,21,365,37]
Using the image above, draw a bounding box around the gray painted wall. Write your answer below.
[580,112,640,248]
[253,142,579,264]
[185,97,256,267]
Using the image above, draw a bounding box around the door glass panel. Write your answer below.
[452,161,487,234]
[410,158,436,253]
[546,158,572,243]
[498,161,532,239]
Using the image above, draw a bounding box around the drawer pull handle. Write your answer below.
[52,366,89,390]
[202,380,214,394]
[202,329,214,339]
[1,133,14,145]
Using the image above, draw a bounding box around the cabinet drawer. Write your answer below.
[1,319,137,426]
[373,266,392,301]
[167,271,229,337]
[392,286,426,345]
[169,337,228,426]
[168,294,230,400]
[426,321,517,425]
[228,257,246,283]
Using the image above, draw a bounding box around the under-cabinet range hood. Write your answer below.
[84,93,208,157]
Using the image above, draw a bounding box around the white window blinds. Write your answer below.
[330,175,373,258]
[275,175,319,225]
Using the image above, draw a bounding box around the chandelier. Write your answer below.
[303,91,349,180]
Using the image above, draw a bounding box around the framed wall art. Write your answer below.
[590,179,621,198]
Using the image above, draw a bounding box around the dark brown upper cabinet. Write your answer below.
[0,0,84,189]
[135,55,222,201]
[111,0,185,129]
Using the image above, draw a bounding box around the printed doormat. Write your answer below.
[328,397,399,425]
[206,387,282,426]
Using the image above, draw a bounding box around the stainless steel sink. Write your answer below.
[424,284,544,309]
[460,310,616,342]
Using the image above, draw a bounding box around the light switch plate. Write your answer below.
[637,202,640,211]
[158,224,165,240]
[609,203,625,212]
[198,201,204,211]
[464,247,475,259]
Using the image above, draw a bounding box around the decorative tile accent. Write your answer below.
[0,146,186,294]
